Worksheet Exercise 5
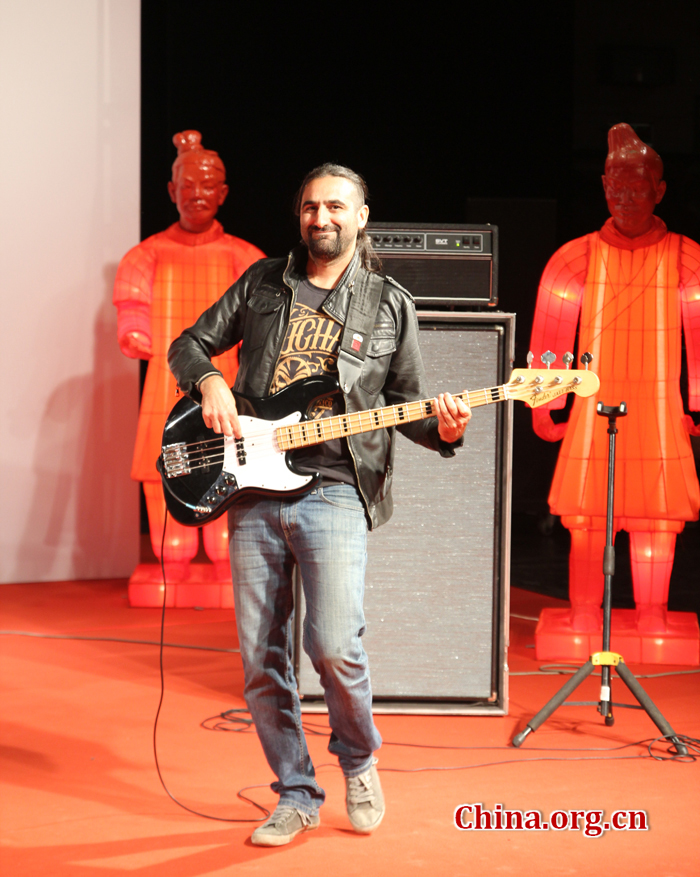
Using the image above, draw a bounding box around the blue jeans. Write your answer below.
[228,483,382,815]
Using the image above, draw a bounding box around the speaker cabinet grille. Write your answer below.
[294,312,513,715]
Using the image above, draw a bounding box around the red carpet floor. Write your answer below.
[1,580,698,876]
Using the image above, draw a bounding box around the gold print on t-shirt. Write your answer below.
[270,301,342,420]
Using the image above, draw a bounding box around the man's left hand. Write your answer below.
[435,392,471,444]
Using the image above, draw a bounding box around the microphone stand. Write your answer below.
[512,401,688,756]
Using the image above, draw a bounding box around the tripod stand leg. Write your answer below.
[614,662,689,756]
[512,661,594,747]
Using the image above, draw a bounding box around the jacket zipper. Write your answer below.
[345,416,374,529]
[336,264,373,527]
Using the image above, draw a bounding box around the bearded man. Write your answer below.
[168,163,471,844]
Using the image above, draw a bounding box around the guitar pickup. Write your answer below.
[235,438,247,465]
[162,442,190,478]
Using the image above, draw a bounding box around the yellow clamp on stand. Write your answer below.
[591,652,624,666]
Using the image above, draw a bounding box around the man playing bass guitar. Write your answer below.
[167,164,471,846]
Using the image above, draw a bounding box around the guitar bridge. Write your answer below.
[162,442,191,478]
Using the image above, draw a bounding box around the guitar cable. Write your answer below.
[148,508,698,813]
[156,457,210,515]
[151,507,269,823]
[5,558,693,808]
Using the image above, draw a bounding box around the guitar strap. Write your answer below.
[337,270,385,394]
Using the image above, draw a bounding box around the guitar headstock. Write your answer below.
[506,369,600,408]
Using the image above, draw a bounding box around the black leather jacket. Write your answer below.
[168,245,459,529]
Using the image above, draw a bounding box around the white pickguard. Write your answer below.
[221,411,315,493]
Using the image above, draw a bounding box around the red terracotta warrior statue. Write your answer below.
[530,123,700,657]
[114,131,265,593]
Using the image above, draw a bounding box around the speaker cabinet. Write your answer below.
[294,312,514,715]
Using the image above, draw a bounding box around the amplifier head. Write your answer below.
[367,222,498,309]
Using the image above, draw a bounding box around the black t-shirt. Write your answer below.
[268,278,357,486]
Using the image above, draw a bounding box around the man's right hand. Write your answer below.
[199,374,242,438]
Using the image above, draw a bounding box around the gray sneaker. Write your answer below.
[345,758,385,833]
[251,805,320,846]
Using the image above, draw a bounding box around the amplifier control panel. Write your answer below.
[370,230,489,254]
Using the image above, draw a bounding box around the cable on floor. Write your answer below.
[151,511,268,824]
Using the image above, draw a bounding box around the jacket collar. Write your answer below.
[283,244,364,323]
[322,246,363,323]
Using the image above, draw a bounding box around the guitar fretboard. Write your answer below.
[275,385,508,451]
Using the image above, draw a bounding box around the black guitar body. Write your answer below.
[158,375,340,526]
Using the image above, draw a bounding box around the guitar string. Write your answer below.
[164,380,585,476]
[166,385,512,455]
[169,399,442,474]
[165,381,588,477]
[168,373,587,458]
[169,395,470,470]
[167,370,589,459]
[169,397,448,452]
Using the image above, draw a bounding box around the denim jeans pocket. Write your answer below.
[317,484,365,513]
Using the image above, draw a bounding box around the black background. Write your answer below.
[140,0,700,610]
[141,2,577,254]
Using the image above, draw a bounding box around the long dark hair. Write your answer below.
[294,163,382,272]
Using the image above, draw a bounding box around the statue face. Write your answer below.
[601,163,666,238]
[168,160,229,233]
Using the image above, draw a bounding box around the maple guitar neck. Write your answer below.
[276,395,452,452]
[275,369,599,452]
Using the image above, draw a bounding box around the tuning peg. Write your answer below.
[562,352,574,369]
[580,352,594,370]
[541,351,556,369]
[526,351,534,369]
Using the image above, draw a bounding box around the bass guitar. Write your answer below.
[158,368,599,526]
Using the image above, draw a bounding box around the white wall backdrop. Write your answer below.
[0,0,141,582]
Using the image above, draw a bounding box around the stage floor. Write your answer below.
[1,579,698,876]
